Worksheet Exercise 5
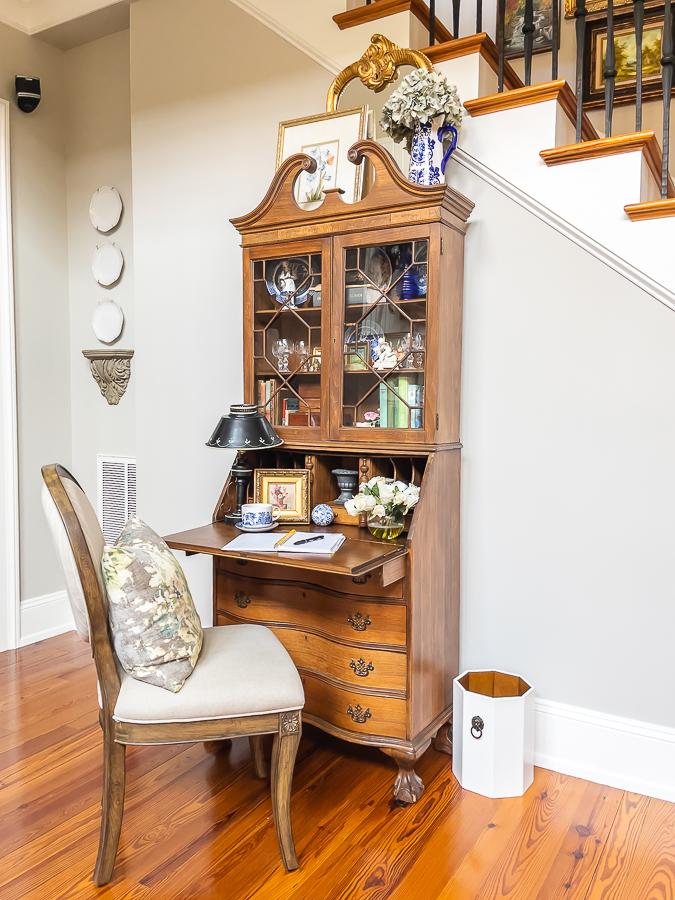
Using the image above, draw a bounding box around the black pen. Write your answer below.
[292,535,325,546]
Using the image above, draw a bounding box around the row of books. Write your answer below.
[258,379,320,427]
[379,378,423,428]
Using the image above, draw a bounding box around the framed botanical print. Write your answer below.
[501,0,560,59]
[583,6,667,108]
[254,469,310,523]
[276,107,369,210]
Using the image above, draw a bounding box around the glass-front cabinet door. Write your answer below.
[333,227,433,443]
[244,240,330,440]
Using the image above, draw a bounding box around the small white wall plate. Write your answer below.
[92,299,124,344]
[92,241,124,286]
[89,186,123,233]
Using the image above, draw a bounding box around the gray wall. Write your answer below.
[129,0,333,622]
[0,22,71,603]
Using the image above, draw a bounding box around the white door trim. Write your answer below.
[0,98,20,650]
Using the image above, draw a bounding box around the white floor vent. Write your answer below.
[98,455,137,544]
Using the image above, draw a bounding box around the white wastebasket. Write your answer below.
[452,669,534,798]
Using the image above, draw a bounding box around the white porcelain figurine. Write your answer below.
[372,337,397,370]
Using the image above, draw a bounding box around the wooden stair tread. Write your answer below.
[464,80,598,143]
[624,199,675,221]
[541,132,675,200]
[421,33,523,92]
[333,0,452,44]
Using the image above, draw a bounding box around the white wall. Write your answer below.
[446,158,675,730]
[64,29,134,503]
[0,21,71,608]
[129,0,333,621]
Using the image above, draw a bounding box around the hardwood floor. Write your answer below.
[2,632,674,900]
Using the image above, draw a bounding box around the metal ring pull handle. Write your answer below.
[471,715,485,739]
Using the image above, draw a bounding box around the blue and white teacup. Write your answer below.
[241,503,281,529]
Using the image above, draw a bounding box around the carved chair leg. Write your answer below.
[271,712,301,871]
[93,727,126,886]
[434,716,453,757]
[381,742,430,804]
[250,735,268,779]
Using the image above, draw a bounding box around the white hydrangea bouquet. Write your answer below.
[345,477,421,540]
[380,70,462,152]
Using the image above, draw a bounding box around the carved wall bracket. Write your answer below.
[83,350,134,406]
[326,33,434,112]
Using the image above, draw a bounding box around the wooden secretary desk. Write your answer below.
[166,141,474,802]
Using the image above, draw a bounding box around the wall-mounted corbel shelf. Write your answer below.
[82,349,134,405]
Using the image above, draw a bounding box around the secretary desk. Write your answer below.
[166,141,474,802]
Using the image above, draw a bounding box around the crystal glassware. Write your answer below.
[397,335,411,368]
[295,340,310,371]
[412,332,425,369]
[272,338,294,373]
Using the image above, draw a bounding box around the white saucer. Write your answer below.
[235,521,279,532]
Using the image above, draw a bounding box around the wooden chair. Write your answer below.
[41,463,304,885]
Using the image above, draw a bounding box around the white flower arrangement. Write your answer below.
[380,70,462,152]
[344,477,421,519]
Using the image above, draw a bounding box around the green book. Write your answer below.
[379,381,389,427]
[396,376,409,428]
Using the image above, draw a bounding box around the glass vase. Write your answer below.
[367,509,405,541]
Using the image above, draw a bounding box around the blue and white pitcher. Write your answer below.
[408,115,458,186]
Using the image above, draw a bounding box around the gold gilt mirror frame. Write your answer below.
[326,33,434,112]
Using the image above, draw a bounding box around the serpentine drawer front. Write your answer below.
[301,674,408,740]
[216,570,407,648]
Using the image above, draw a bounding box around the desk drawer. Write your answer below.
[301,673,407,740]
[217,557,403,600]
[269,627,406,692]
[216,571,406,647]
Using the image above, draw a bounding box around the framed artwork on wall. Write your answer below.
[276,107,369,210]
[254,469,310,523]
[565,0,660,17]
[501,0,560,59]
[583,6,667,108]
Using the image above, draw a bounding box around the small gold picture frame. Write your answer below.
[254,469,310,523]
[344,341,371,372]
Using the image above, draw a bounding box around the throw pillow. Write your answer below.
[102,516,203,692]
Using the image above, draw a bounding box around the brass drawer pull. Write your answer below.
[347,612,371,631]
[350,658,374,678]
[234,591,251,609]
[347,704,372,724]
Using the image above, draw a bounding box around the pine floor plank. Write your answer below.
[3,634,675,900]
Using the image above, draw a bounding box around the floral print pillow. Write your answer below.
[102,517,203,692]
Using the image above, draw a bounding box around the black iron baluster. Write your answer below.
[552,0,560,79]
[429,0,436,44]
[575,0,588,142]
[604,0,616,136]
[476,0,483,33]
[634,0,644,130]
[452,0,461,39]
[498,0,506,93]
[662,0,674,198]
[523,0,535,86]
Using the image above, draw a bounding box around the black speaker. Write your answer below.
[15,76,41,113]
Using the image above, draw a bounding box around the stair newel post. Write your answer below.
[603,0,616,137]
[498,0,506,92]
[523,0,535,86]
[430,0,436,44]
[451,0,460,40]
[634,0,645,130]
[661,0,674,198]
[552,0,560,79]
[476,0,483,34]
[574,0,588,142]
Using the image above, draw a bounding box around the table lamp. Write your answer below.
[206,403,283,524]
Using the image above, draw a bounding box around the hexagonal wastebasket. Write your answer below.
[453,670,534,798]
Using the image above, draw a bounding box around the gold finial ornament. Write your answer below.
[326,33,434,112]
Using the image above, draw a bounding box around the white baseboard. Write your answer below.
[535,698,675,802]
[20,590,75,647]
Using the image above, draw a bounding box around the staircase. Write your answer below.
[231,0,674,303]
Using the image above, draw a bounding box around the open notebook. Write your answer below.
[224,532,346,555]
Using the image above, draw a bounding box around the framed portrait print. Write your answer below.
[276,107,369,210]
[500,0,560,59]
[583,6,667,108]
[254,469,310,523]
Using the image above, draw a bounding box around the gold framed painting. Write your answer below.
[565,0,661,17]
[276,107,369,211]
[583,7,666,108]
[344,341,371,372]
[254,469,310,523]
